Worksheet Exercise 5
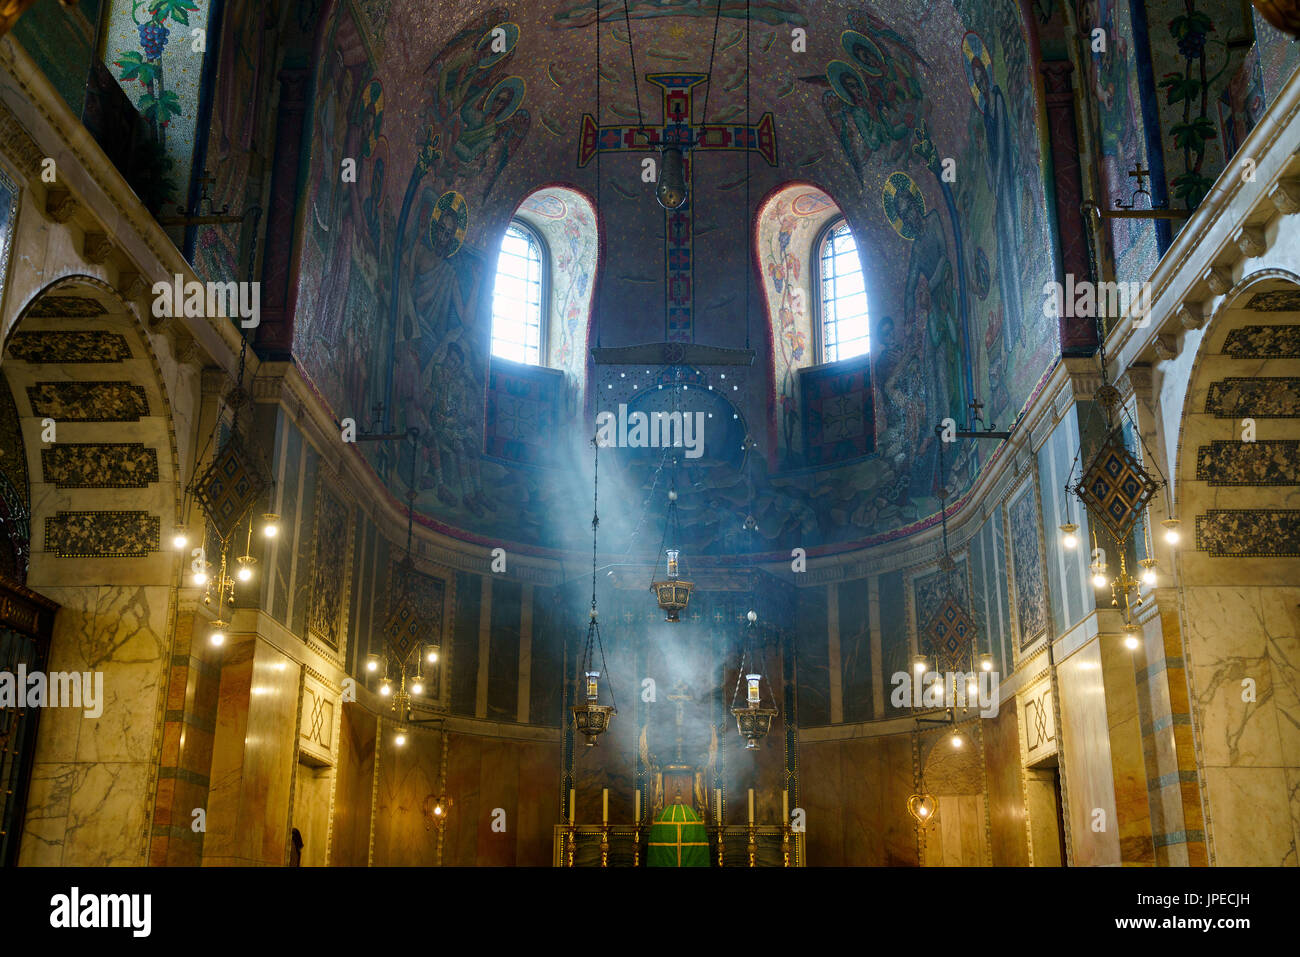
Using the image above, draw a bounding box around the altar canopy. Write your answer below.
[646,804,709,867]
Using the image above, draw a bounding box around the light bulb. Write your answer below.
[913,658,927,674]
[966,678,978,696]
[1059,523,1079,550]
[210,629,225,647]
[262,513,280,539]
[237,565,253,582]
[980,655,994,672]
[411,681,424,695]
[366,657,378,672]
[172,531,188,550]
[747,610,757,623]
[1092,571,1108,589]
[193,571,208,586]
[951,732,964,749]
[1124,632,1140,650]
[395,733,406,747]
[1162,518,1181,546]
[434,805,443,816]
[380,682,392,697]
[918,806,929,818]
[426,649,438,664]
[1141,567,1157,586]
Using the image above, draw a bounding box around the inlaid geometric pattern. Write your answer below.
[1222,325,1300,358]
[306,486,351,649]
[42,443,158,488]
[1076,435,1158,544]
[26,295,107,318]
[921,594,976,671]
[7,331,132,363]
[1008,480,1049,647]
[1196,509,1300,557]
[44,510,159,558]
[1246,290,1300,312]
[1196,440,1299,486]
[801,361,876,466]
[485,361,560,466]
[1205,377,1300,418]
[27,381,148,421]
[193,435,267,542]
[382,563,445,670]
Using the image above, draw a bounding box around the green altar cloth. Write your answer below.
[646,803,710,867]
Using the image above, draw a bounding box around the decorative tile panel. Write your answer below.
[27,382,148,421]
[1205,377,1300,418]
[1246,290,1300,312]
[800,360,876,466]
[25,295,107,318]
[7,331,132,363]
[42,443,159,488]
[1076,434,1158,545]
[1196,440,1299,486]
[1222,325,1300,358]
[44,510,160,558]
[1008,480,1049,648]
[306,484,352,650]
[1195,509,1300,557]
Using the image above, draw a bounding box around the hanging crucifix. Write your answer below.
[578,73,777,345]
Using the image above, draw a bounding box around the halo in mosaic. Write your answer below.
[193,434,268,542]
[1074,433,1159,545]
[7,331,132,363]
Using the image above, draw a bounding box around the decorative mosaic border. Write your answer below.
[1195,509,1300,558]
[1222,324,1300,359]
[1195,440,1299,486]
[27,381,149,421]
[7,331,132,363]
[44,510,160,558]
[25,294,108,318]
[1204,377,1300,418]
[41,442,159,488]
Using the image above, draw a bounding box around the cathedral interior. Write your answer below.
[0,0,1298,873]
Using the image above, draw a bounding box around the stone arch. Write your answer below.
[1171,270,1300,866]
[0,274,183,865]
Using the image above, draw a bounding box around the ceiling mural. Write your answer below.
[288,0,1059,557]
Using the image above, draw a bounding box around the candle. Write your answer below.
[783,789,789,822]
[716,788,722,822]
[748,788,754,825]
[602,788,609,824]
[569,788,575,825]
[634,789,640,823]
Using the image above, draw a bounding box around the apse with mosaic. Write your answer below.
[0,0,1296,909]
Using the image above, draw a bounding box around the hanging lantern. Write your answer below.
[731,610,777,750]
[656,145,688,210]
[573,439,618,746]
[571,644,616,747]
[651,548,695,622]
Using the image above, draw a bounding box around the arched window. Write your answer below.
[490,222,546,365]
[817,219,870,363]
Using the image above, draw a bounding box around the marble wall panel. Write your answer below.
[1056,638,1120,866]
[487,581,521,722]
[204,637,298,865]
[451,572,481,717]
[330,703,376,866]
[839,579,873,723]
[372,725,442,866]
[984,704,1029,866]
[476,739,520,866]
[801,733,917,866]
[794,586,830,726]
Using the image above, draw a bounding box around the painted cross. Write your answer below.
[578,73,778,343]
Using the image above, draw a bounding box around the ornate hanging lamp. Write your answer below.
[181,328,279,647]
[1062,332,1175,652]
[730,607,778,750]
[572,435,617,746]
[649,393,694,620]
